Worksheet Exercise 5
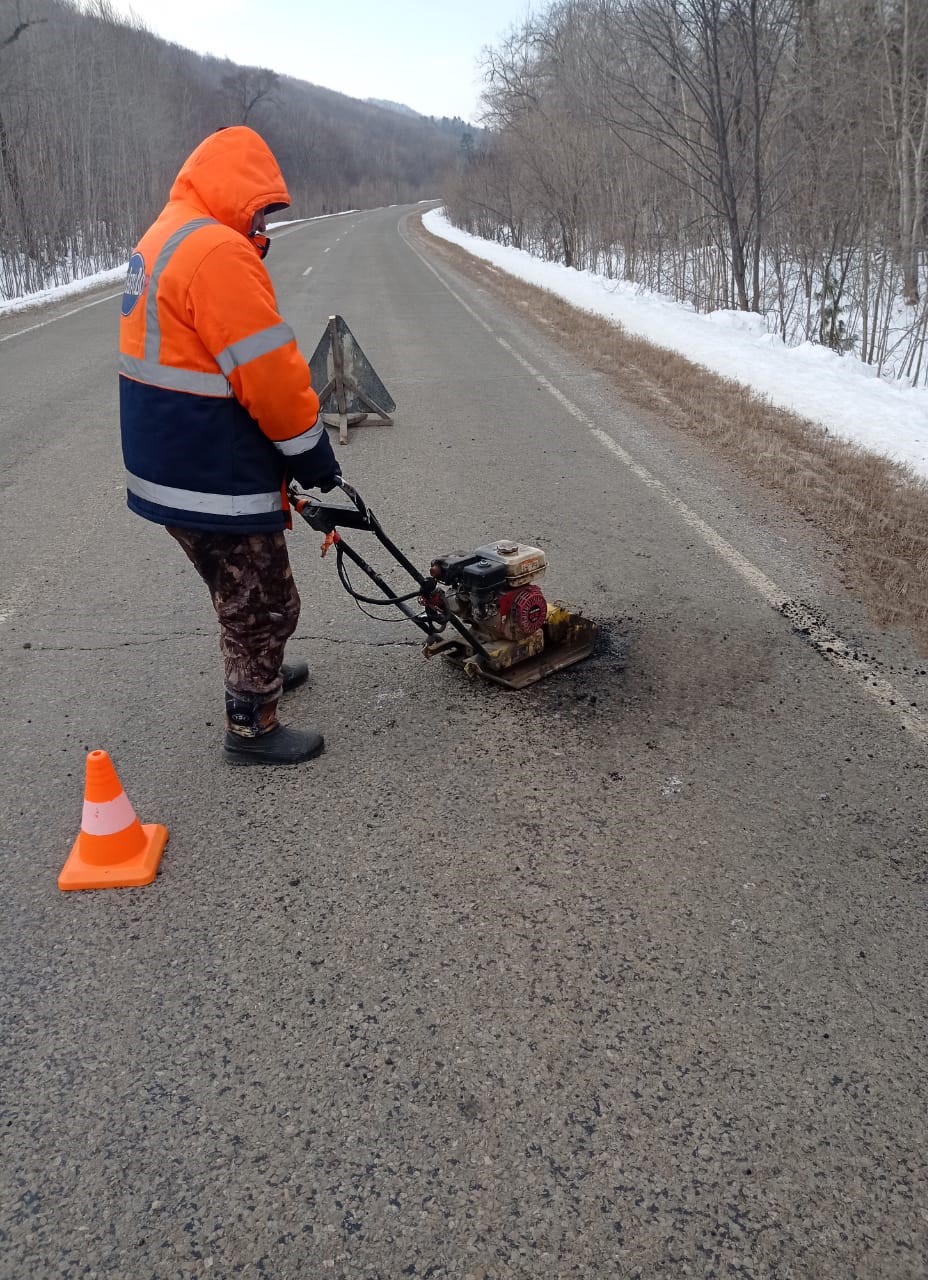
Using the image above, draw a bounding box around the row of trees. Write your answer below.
[445,0,928,385]
[0,0,461,298]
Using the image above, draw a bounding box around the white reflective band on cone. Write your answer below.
[82,791,138,837]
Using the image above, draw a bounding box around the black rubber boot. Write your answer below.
[281,660,309,693]
[224,723,324,765]
[223,693,324,765]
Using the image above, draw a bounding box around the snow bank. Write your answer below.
[423,209,928,480]
[0,264,127,316]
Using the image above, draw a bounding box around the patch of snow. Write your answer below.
[0,264,126,316]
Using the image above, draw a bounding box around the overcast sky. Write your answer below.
[107,0,537,121]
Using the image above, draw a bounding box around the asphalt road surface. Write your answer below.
[1,205,926,1279]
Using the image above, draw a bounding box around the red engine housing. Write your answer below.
[497,585,547,640]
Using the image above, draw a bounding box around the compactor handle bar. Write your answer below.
[288,478,426,587]
[287,479,493,659]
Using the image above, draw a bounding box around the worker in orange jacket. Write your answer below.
[119,126,340,765]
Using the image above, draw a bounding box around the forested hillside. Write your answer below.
[0,0,464,298]
[445,0,928,386]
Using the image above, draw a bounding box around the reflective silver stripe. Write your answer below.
[119,353,231,397]
[273,419,326,457]
[126,471,281,517]
[144,217,217,364]
[216,322,295,376]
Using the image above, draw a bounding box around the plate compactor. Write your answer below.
[291,480,597,690]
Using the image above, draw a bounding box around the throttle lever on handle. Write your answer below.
[288,476,356,510]
[333,476,366,518]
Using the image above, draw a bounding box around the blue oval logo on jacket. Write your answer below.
[122,252,149,316]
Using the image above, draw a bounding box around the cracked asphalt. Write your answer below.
[1,206,927,1279]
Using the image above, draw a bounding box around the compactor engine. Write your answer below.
[429,542,548,655]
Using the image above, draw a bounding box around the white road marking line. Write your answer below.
[402,222,928,745]
[303,266,314,276]
[0,290,123,343]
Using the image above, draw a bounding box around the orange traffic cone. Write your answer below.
[58,749,168,891]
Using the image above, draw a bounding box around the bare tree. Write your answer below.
[220,67,280,125]
[0,0,46,249]
[877,0,928,305]
[584,0,799,311]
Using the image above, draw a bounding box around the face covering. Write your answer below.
[248,230,271,260]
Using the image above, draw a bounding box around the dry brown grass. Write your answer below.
[415,217,928,655]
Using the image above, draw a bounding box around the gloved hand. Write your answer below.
[288,427,341,492]
[317,463,342,493]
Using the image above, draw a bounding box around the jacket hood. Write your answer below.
[169,126,290,235]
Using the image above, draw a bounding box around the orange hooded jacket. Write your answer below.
[119,127,334,533]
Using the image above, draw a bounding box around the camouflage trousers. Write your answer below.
[167,527,300,710]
